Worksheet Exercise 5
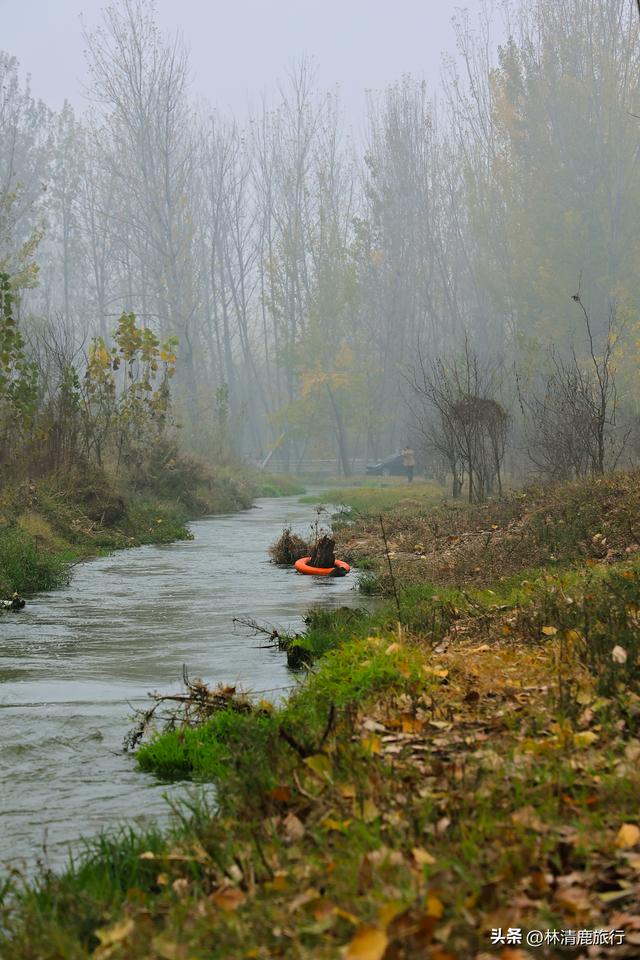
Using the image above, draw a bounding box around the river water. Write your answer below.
[0,496,357,874]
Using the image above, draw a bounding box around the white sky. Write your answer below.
[0,0,485,125]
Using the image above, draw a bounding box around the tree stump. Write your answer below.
[310,534,336,568]
[269,527,310,564]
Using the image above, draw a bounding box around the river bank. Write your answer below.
[0,495,355,875]
[0,466,305,597]
[2,474,640,959]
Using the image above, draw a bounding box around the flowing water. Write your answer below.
[0,496,358,874]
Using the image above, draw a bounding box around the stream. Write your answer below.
[0,496,358,874]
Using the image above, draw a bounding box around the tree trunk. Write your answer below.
[326,383,351,477]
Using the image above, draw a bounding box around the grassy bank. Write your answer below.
[254,474,306,498]
[336,471,640,590]
[0,461,262,596]
[2,473,640,959]
[0,499,192,595]
[300,478,443,517]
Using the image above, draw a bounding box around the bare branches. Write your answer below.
[519,294,627,481]
[405,340,509,502]
[123,666,255,752]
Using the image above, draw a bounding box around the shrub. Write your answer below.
[269,527,310,564]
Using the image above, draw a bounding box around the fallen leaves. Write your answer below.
[412,846,437,867]
[359,798,380,823]
[612,644,628,664]
[435,817,451,836]
[425,894,444,919]
[288,888,321,914]
[343,925,389,960]
[616,824,640,849]
[554,884,591,914]
[85,524,640,960]
[151,938,186,960]
[511,806,547,833]
[211,887,246,912]
[94,918,135,951]
[282,812,305,841]
[573,730,599,748]
[304,753,333,781]
[322,817,352,833]
[400,714,424,733]
[361,733,382,754]
[269,784,292,804]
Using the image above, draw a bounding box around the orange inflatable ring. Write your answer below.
[294,556,351,577]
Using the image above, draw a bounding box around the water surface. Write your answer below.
[0,497,357,872]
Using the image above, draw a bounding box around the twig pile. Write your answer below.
[123,666,254,751]
[269,527,310,564]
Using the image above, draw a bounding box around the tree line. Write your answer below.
[2,0,640,493]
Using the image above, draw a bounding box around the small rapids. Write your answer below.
[0,496,358,873]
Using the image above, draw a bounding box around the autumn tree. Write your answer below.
[0,272,38,470]
[82,312,177,475]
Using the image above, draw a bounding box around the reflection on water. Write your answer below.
[0,497,358,872]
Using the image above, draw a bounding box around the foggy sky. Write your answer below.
[1,0,485,124]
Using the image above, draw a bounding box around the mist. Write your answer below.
[1,0,478,122]
[1,0,639,488]
[5,2,640,947]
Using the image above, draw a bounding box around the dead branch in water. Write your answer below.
[233,616,281,645]
[123,665,256,751]
[233,616,302,651]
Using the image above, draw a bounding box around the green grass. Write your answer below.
[254,473,306,497]
[270,582,475,668]
[4,476,640,958]
[137,708,277,784]
[118,500,193,545]
[0,496,193,596]
[0,461,264,596]
[137,634,425,794]
[4,564,639,957]
[0,635,427,958]
[0,527,70,594]
[516,562,640,700]
[300,479,443,515]
[2,825,185,959]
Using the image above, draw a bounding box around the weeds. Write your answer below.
[514,563,640,704]
[268,526,310,564]
[0,527,69,593]
[4,474,640,958]
[337,471,640,589]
